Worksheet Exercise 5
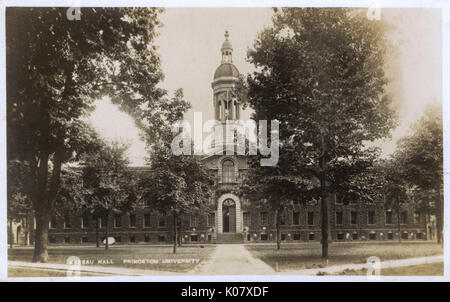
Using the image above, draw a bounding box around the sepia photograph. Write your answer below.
[2,1,447,283]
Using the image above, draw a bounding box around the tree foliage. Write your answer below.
[244,8,397,256]
[6,7,176,261]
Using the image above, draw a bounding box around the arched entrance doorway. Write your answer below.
[222,199,236,232]
[217,193,242,234]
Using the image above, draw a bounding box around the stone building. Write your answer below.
[15,32,429,246]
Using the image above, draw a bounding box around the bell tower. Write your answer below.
[212,31,241,124]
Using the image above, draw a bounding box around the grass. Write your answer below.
[334,262,444,276]
[245,242,443,272]
[8,267,108,278]
[8,244,216,274]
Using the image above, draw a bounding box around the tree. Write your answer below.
[141,143,213,254]
[7,160,34,247]
[379,159,409,242]
[245,8,397,257]
[394,103,443,244]
[81,140,140,250]
[6,7,174,262]
[241,140,316,250]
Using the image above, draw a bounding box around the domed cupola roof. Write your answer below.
[214,63,239,79]
[213,30,239,80]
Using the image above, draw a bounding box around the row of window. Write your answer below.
[49,213,214,230]
[249,231,424,241]
[49,210,421,230]
[49,233,214,244]
[253,210,420,227]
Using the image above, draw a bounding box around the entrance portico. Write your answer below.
[217,193,242,234]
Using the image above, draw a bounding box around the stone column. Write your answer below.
[230,99,234,120]
[217,201,223,233]
[236,101,240,120]
[221,97,226,122]
[215,96,220,120]
[236,199,242,233]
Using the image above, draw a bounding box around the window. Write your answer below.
[64,236,70,243]
[260,212,268,225]
[293,233,301,240]
[416,233,423,240]
[369,232,376,240]
[64,214,72,229]
[82,237,89,243]
[222,160,235,183]
[386,210,393,224]
[190,216,199,228]
[308,232,315,241]
[260,234,268,241]
[49,215,57,229]
[336,194,343,204]
[130,235,136,243]
[414,212,421,224]
[49,236,57,243]
[368,211,375,225]
[144,234,150,242]
[100,216,107,228]
[129,214,136,228]
[191,235,198,242]
[401,232,409,239]
[159,218,166,228]
[401,211,407,224]
[81,214,89,229]
[293,212,300,225]
[351,211,357,225]
[243,212,250,226]
[307,212,314,225]
[114,214,122,228]
[115,236,121,242]
[352,233,358,240]
[336,211,343,225]
[337,233,344,240]
[387,232,394,240]
[144,213,151,228]
[207,213,215,227]
[280,212,286,225]
[281,234,286,241]
[158,235,165,242]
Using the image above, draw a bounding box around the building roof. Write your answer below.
[213,63,240,79]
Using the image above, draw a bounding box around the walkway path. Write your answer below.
[191,244,275,275]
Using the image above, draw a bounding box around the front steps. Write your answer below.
[216,232,244,244]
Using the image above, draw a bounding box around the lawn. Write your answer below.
[245,242,443,272]
[335,262,444,276]
[8,267,108,278]
[8,244,216,275]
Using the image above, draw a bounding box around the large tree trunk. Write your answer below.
[397,199,401,243]
[105,212,110,250]
[276,209,281,250]
[9,219,14,248]
[33,210,50,262]
[32,148,63,263]
[320,134,329,258]
[173,211,177,254]
[436,183,443,245]
[96,217,100,248]
[178,217,182,247]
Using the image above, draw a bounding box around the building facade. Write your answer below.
[10,32,431,246]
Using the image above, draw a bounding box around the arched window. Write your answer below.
[222,160,235,183]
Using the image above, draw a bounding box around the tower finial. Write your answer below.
[225,30,229,40]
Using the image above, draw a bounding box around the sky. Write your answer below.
[87,8,442,166]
